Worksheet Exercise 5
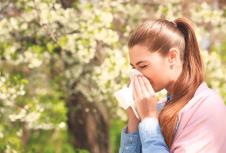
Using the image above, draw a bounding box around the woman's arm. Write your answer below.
[120,75,170,153]
[119,107,141,153]
[119,105,169,153]
[133,75,169,153]
[119,116,169,153]
[119,127,141,153]
[139,117,169,153]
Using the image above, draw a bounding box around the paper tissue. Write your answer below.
[114,69,143,119]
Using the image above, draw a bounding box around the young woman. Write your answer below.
[119,18,226,153]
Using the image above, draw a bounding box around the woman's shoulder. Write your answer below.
[172,84,226,152]
[178,82,226,126]
[202,87,226,118]
[182,82,224,112]
[203,87,225,107]
[198,83,224,109]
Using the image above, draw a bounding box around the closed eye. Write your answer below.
[140,65,147,69]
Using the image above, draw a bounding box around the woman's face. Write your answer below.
[129,44,172,92]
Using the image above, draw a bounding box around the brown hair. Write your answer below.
[128,18,204,147]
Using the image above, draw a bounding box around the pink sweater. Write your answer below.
[171,82,226,152]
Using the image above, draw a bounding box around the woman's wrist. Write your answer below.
[140,112,158,121]
[127,107,140,133]
[127,118,139,133]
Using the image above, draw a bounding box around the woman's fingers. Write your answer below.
[133,75,155,99]
[132,75,158,120]
[137,76,150,98]
[141,76,155,95]
[133,76,143,99]
[131,77,138,100]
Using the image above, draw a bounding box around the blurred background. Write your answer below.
[0,0,225,153]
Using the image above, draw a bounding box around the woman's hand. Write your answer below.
[126,107,140,133]
[126,78,140,133]
[132,75,158,120]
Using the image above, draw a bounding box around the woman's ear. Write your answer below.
[167,48,180,69]
[168,48,179,64]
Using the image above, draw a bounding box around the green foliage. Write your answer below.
[110,119,126,153]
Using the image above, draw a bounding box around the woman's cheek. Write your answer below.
[142,73,154,86]
[144,71,162,91]
[141,72,152,82]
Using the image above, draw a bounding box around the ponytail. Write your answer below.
[158,18,204,147]
[175,18,204,81]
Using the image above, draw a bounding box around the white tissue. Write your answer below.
[129,69,143,78]
[114,69,142,119]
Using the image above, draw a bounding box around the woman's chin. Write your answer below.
[153,87,159,92]
[148,80,160,92]
[153,86,163,93]
[152,85,158,92]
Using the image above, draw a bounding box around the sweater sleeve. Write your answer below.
[138,117,169,153]
[119,127,141,153]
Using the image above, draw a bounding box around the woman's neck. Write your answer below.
[166,63,183,96]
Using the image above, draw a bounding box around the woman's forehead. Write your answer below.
[129,45,160,65]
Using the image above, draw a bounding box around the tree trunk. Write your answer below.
[60,0,78,9]
[67,92,110,153]
[22,122,30,146]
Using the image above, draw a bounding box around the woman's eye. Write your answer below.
[139,65,148,69]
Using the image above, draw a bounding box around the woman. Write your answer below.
[119,18,226,153]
